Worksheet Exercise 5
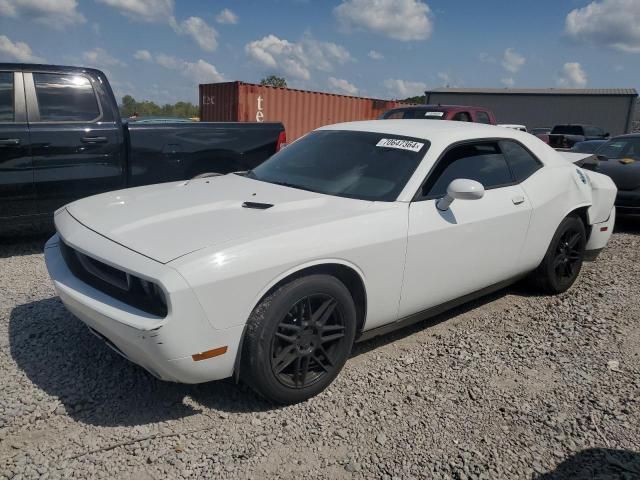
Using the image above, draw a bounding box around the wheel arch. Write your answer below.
[565,204,592,240]
[253,260,368,334]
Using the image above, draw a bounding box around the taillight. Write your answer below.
[275,130,287,152]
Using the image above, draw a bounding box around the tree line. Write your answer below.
[119,95,199,119]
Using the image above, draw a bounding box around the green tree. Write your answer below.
[260,75,287,88]
[400,95,426,104]
[118,95,199,119]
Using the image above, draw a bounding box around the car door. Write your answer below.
[0,70,36,224]
[398,140,532,318]
[24,70,125,216]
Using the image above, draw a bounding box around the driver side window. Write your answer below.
[421,142,513,198]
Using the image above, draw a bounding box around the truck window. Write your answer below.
[475,111,491,124]
[0,72,13,122]
[452,112,471,122]
[33,73,100,122]
[551,125,583,135]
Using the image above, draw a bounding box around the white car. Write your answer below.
[45,120,616,404]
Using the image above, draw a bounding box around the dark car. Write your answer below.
[547,124,609,149]
[570,139,608,154]
[381,105,496,124]
[0,63,286,234]
[590,134,640,214]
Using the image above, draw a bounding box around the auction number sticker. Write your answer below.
[376,138,424,152]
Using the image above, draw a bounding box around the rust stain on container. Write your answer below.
[199,81,410,141]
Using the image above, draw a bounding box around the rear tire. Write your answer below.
[241,275,356,404]
[530,215,586,294]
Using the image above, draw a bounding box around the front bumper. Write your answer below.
[44,210,244,384]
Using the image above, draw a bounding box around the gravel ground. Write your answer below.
[1,221,639,480]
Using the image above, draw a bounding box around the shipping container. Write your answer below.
[200,82,409,141]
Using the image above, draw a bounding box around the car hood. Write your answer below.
[595,158,640,191]
[66,174,374,263]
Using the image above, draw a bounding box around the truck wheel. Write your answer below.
[530,215,586,294]
[241,275,356,404]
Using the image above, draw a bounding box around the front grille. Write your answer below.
[59,241,167,317]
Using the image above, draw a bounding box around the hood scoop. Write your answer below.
[242,201,274,210]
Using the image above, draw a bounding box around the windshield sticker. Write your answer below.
[424,111,444,117]
[376,138,424,152]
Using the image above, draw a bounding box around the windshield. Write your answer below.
[246,130,429,201]
[570,141,604,154]
[597,138,640,159]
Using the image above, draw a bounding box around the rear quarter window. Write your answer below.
[500,140,543,182]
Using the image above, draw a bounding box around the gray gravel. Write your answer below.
[1,223,640,480]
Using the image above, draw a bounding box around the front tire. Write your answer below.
[241,275,356,404]
[531,215,586,294]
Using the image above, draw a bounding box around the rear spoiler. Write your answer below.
[557,151,598,169]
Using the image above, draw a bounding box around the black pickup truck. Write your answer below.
[547,124,609,150]
[0,63,286,233]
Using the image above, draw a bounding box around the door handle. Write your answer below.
[0,138,20,146]
[81,136,108,143]
[512,195,525,205]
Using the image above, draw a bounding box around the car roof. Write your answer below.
[611,133,640,139]
[388,104,482,111]
[319,119,522,143]
[0,62,104,76]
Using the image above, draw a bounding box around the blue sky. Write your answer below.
[1,0,639,104]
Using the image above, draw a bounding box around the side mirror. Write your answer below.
[436,179,485,211]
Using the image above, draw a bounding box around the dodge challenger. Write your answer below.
[45,120,617,404]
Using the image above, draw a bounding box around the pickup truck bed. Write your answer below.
[0,63,285,234]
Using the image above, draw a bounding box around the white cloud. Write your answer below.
[328,77,359,95]
[97,0,174,23]
[334,0,433,41]
[148,52,224,84]
[83,48,125,67]
[0,35,43,62]
[502,48,525,73]
[0,0,85,27]
[383,78,427,98]
[177,16,218,51]
[557,62,588,88]
[245,34,352,81]
[501,77,515,87]
[565,0,640,53]
[183,59,224,84]
[368,50,384,60]
[133,49,152,62]
[216,8,238,24]
[478,52,497,64]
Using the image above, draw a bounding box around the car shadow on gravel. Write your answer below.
[614,215,640,235]
[0,234,49,259]
[351,288,514,358]
[9,298,273,427]
[538,448,640,479]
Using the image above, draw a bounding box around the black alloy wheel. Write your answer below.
[270,294,347,389]
[530,215,586,294]
[552,228,583,282]
[242,274,357,404]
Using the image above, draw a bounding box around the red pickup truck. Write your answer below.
[381,105,497,124]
